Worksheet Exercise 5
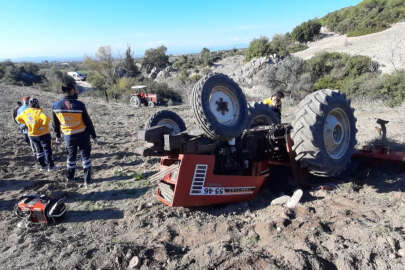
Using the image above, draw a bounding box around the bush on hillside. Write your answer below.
[142,45,169,73]
[107,77,137,102]
[379,71,405,106]
[308,52,380,88]
[44,67,64,92]
[322,0,405,37]
[291,19,322,43]
[1,62,44,86]
[245,37,272,61]
[258,56,313,99]
[147,81,182,105]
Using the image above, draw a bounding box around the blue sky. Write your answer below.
[0,0,361,59]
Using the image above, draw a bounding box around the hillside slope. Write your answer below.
[294,22,405,73]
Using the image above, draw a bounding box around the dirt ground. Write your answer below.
[1,84,405,270]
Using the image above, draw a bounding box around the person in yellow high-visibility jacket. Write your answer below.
[263,91,285,120]
[15,98,57,172]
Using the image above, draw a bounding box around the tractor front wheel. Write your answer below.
[145,110,186,135]
[247,102,281,128]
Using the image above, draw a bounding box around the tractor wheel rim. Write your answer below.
[208,86,240,126]
[130,96,140,106]
[323,108,350,160]
[157,119,181,135]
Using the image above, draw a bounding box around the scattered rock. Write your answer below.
[126,250,133,259]
[286,189,303,209]
[17,220,28,229]
[398,249,405,258]
[270,195,290,206]
[128,256,141,269]
[137,204,144,211]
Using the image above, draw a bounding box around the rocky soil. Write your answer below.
[1,84,405,269]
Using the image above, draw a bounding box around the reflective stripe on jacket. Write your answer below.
[52,96,96,138]
[15,108,51,136]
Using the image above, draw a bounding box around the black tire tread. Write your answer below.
[248,102,281,128]
[144,110,186,133]
[191,73,248,140]
[291,89,357,176]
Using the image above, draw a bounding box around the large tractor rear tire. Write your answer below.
[291,89,357,177]
[191,73,248,140]
[248,102,281,128]
[145,110,186,135]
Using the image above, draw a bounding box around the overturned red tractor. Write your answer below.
[138,73,404,207]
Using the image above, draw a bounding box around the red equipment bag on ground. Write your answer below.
[14,194,66,224]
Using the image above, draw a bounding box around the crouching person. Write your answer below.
[52,80,97,185]
[15,98,57,171]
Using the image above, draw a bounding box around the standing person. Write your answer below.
[12,101,22,124]
[52,80,97,186]
[263,91,285,120]
[16,97,32,146]
[15,98,57,171]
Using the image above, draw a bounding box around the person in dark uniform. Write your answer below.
[52,79,97,186]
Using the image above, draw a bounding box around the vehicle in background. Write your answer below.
[67,71,87,81]
[130,85,158,107]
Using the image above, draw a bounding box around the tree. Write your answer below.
[291,19,322,43]
[142,45,169,73]
[84,46,120,102]
[123,45,139,78]
[269,34,290,57]
[200,47,212,66]
[245,37,271,61]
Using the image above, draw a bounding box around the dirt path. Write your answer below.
[1,84,405,269]
[294,22,405,74]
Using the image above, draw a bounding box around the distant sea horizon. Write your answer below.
[0,43,249,63]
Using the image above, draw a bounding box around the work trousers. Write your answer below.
[30,134,54,169]
[64,132,92,183]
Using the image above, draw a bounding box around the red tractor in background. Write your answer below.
[130,85,158,107]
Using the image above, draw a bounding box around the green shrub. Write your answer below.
[0,65,5,80]
[291,19,322,43]
[150,82,182,104]
[313,75,341,90]
[2,62,43,86]
[379,71,405,106]
[44,67,64,92]
[87,71,107,90]
[343,55,379,77]
[177,68,189,83]
[245,37,271,61]
[190,74,202,82]
[308,52,346,81]
[142,45,169,73]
